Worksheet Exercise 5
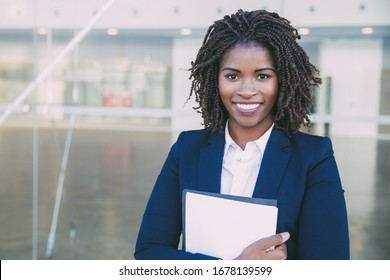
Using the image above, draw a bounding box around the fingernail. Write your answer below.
[280,232,290,242]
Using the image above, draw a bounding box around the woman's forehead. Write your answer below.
[221,43,273,63]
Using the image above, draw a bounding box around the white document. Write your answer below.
[183,190,278,260]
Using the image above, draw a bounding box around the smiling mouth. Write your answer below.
[234,102,261,114]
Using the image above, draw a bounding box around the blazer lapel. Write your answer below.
[252,128,291,199]
[198,132,225,193]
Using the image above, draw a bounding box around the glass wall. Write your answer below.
[0,29,173,129]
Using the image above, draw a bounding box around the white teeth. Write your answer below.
[236,103,260,110]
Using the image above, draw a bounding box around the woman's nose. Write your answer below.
[237,80,258,98]
[237,90,258,98]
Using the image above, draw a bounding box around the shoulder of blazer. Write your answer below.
[269,129,333,162]
[176,129,224,150]
[289,130,332,150]
[287,130,335,170]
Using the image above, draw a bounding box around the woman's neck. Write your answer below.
[228,121,273,150]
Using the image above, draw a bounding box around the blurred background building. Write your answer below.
[0,0,389,259]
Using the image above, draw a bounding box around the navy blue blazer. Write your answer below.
[134,127,350,260]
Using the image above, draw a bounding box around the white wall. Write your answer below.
[1,0,389,29]
[318,38,383,137]
[284,0,390,27]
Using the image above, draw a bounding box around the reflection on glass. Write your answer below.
[63,60,170,109]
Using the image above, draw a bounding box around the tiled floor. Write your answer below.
[0,126,389,259]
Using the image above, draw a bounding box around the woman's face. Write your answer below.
[218,43,278,137]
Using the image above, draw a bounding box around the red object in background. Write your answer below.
[103,91,132,107]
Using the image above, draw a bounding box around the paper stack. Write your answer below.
[183,189,278,260]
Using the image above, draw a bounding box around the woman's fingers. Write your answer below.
[234,232,290,260]
[253,232,290,251]
[266,242,288,260]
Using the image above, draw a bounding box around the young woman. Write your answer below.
[134,9,349,260]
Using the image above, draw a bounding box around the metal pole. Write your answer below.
[32,129,39,259]
[45,114,75,258]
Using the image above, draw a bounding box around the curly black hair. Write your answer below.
[188,9,322,136]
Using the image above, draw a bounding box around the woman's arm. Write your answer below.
[298,137,350,259]
[134,132,218,260]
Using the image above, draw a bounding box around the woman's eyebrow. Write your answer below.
[255,67,276,72]
[221,67,240,72]
[222,67,276,73]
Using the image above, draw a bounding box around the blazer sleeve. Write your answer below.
[298,137,350,259]
[134,131,218,260]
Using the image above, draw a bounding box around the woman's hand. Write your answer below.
[234,232,290,260]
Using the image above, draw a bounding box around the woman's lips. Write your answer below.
[234,102,261,114]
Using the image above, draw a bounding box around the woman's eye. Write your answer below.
[257,74,270,80]
[226,74,238,80]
